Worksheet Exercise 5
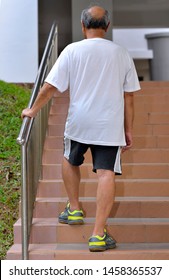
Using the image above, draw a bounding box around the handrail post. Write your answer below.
[16,22,58,260]
[21,144,29,260]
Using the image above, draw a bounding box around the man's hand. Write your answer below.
[21,108,37,119]
[122,131,133,153]
[21,83,57,120]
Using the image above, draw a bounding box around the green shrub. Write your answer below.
[0,81,30,259]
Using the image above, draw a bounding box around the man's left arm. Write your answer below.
[122,92,134,153]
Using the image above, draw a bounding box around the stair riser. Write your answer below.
[134,94,169,107]
[33,201,169,219]
[14,224,169,244]
[48,124,169,137]
[134,102,169,113]
[44,136,169,149]
[42,164,169,180]
[50,104,68,114]
[133,136,169,149]
[44,137,64,149]
[134,113,169,125]
[48,112,169,125]
[139,86,169,94]
[140,81,169,87]
[122,150,169,163]
[37,180,169,198]
[48,113,169,126]
[48,114,67,125]
[42,149,169,164]
[7,250,169,260]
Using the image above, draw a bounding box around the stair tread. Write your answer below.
[7,244,169,260]
[42,163,169,166]
[39,178,169,183]
[35,196,169,202]
[15,217,169,226]
[43,148,169,151]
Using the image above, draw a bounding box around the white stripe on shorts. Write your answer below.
[114,147,122,174]
[64,138,71,160]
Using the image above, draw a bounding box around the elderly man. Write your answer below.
[22,5,140,252]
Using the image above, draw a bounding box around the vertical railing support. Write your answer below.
[16,23,58,260]
[21,144,29,260]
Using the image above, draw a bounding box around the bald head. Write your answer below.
[88,6,106,19]
[81,5,110,31]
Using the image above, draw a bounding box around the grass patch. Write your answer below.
[0,81,30,259]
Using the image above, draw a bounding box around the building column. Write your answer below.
[0,0,38,83]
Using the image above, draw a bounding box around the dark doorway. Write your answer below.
[38,0,72,62]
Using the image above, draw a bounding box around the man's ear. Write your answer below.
[81,21,86,36]
[105,22,110,32]
[81,21,85,31]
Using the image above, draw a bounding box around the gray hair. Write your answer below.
[81,6,110,30]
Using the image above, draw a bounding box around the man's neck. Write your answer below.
[85,29,106,39]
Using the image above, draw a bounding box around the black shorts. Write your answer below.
[64,138,122,174]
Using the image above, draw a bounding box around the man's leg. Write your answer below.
[92,169,116,236]
[62,157,81,210]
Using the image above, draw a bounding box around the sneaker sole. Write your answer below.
[89,247,106,252]
[58,219,68,224]
[59,219,84,225]
[69,220,84,225]
[89,244,116,252]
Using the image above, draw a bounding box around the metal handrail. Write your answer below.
[17,22,58,259]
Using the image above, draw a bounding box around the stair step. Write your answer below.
[37,179,169,198]
[7,242,169,260]
[133,136,169,149]
[42,163,169,180]
[50,104,68,114]
[47,123,169,137]
[44,136,64,149]
[13,218,169,244]
[48,114,67,124]
[134,92,169,101]
[122,149,169,163]
[48,113,169,126]
[42,149,169,164]
[134,113,169,125]
[33,197,169,218]
[44,135,169,149]
[140,81,169,88]
[135,101,169,113]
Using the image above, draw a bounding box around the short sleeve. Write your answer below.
[123,55,141,92]
[45,47,69,93]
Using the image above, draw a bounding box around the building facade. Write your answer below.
[0,0,169,82]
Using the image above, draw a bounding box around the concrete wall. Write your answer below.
[0,0,38,83]
[72,0,113,42]
[113,0,169,27]
[39,0,72,58]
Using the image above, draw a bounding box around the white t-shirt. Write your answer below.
[45,38,140,146]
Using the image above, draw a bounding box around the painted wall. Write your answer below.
[0,0,38,83]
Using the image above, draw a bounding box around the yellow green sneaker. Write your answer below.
[59,202,84,225]
[89,229,116,252]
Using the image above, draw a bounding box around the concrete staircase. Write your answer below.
[7,81,169,259]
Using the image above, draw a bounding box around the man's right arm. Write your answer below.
[21,82,58,119]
